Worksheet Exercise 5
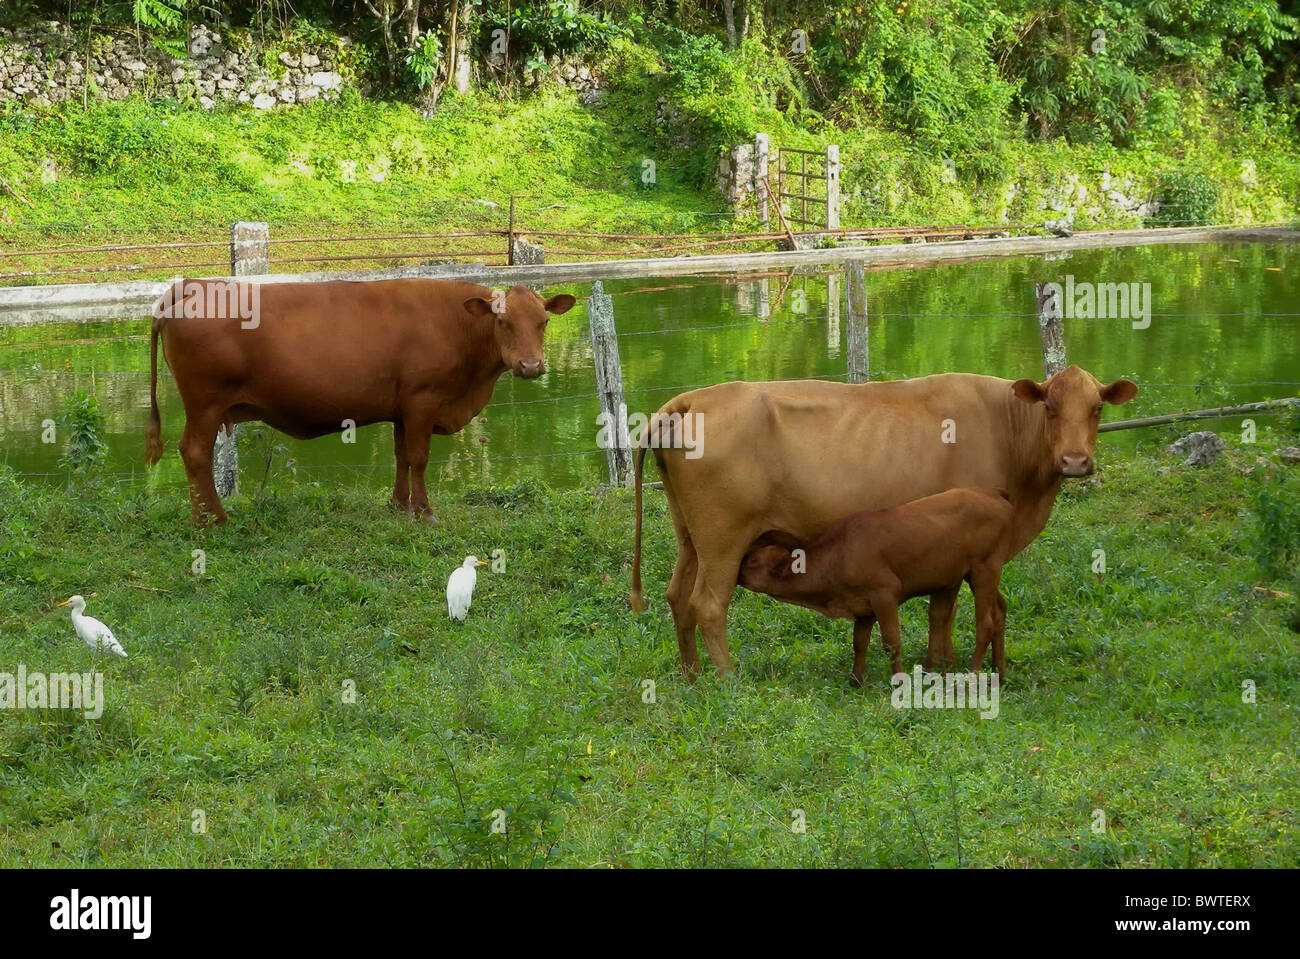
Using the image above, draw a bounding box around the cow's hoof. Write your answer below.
[849,673,863,688]
[418,509,438,525]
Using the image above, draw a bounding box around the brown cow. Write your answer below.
[738,487,1015,684]
[630,365,1137,678]
[146,278,575,525]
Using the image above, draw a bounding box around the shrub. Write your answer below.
[1146,171,1220,226]
[58,392,107,474]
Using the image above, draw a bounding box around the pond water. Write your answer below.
[1,242,1297,492]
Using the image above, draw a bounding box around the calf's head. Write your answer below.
[1012,365,1138,477]
[464,285,576,379]
[739,545,798,595]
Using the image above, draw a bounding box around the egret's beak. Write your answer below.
[55,599,71,607]
[476,560,488,567]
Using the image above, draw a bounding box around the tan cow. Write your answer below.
[630,366,1137,678]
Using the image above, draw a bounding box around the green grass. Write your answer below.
[0,85,733,245]
[3,68,1298,274]
[0,441,1297,867]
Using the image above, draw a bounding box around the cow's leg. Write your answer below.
[925,585,961,670]
[390,420,410,512]
[401,411,437,522]
[666,541,701,678]
[658,460,702,677]
[851,614,876,687]
[688,548,747,677]
[179,412,227,526]
[870,594,905,677]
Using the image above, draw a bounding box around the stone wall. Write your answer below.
[0,21,349,110]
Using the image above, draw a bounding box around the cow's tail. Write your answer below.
[145,281,177,467]
[630,425,651,614]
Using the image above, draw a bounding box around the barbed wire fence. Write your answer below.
[2,270,1298,491]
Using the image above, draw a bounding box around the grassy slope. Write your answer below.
[2,58,1298,277]
[1,436,1297,867]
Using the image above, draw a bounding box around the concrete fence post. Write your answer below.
[230,221,269,275]
[1035,281,1067,378]
[826,270,841,352]
[846,260,868,383]
[754,133,770,226]
[588,281,631,487]
[216,221,270,497]
[825,144,840,231]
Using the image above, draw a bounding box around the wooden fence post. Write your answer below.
[507,195,517,265]
[1035,281,1067,378]
[754,133,770,226]
[215,221,269,497]
[825,144,840,230]
[588,281,631,487]
[846,260,868,383]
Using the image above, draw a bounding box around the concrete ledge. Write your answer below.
[2,226,1297,326]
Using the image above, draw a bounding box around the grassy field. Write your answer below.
[1,433,1298,867]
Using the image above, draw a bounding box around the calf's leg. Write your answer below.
[969,565,1004,678]
[991,591,1008,680]
[870,593,905,677]
[851,615,876,687]
[925,585,961,670]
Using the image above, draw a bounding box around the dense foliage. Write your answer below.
[5,3,1297,154]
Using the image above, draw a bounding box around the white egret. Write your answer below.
[56,595,127,659]
[446,556,487,621]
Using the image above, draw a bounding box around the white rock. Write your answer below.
[253,92,277,109]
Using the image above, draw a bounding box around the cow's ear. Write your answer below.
[1011,378,1046,404]
[544,294,576,315]
[464,297,493,317]
[1101,379,1139,405]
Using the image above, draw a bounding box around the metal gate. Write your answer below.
[777,147,829,230]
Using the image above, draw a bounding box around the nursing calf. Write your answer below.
[739,488,1014,684]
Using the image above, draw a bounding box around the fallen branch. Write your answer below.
[0,176,30,206]
[1099,397,1300,432]
[126,584,172,593]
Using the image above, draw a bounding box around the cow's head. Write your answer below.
[464,285,576,379]
[1012,365,1138,477]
